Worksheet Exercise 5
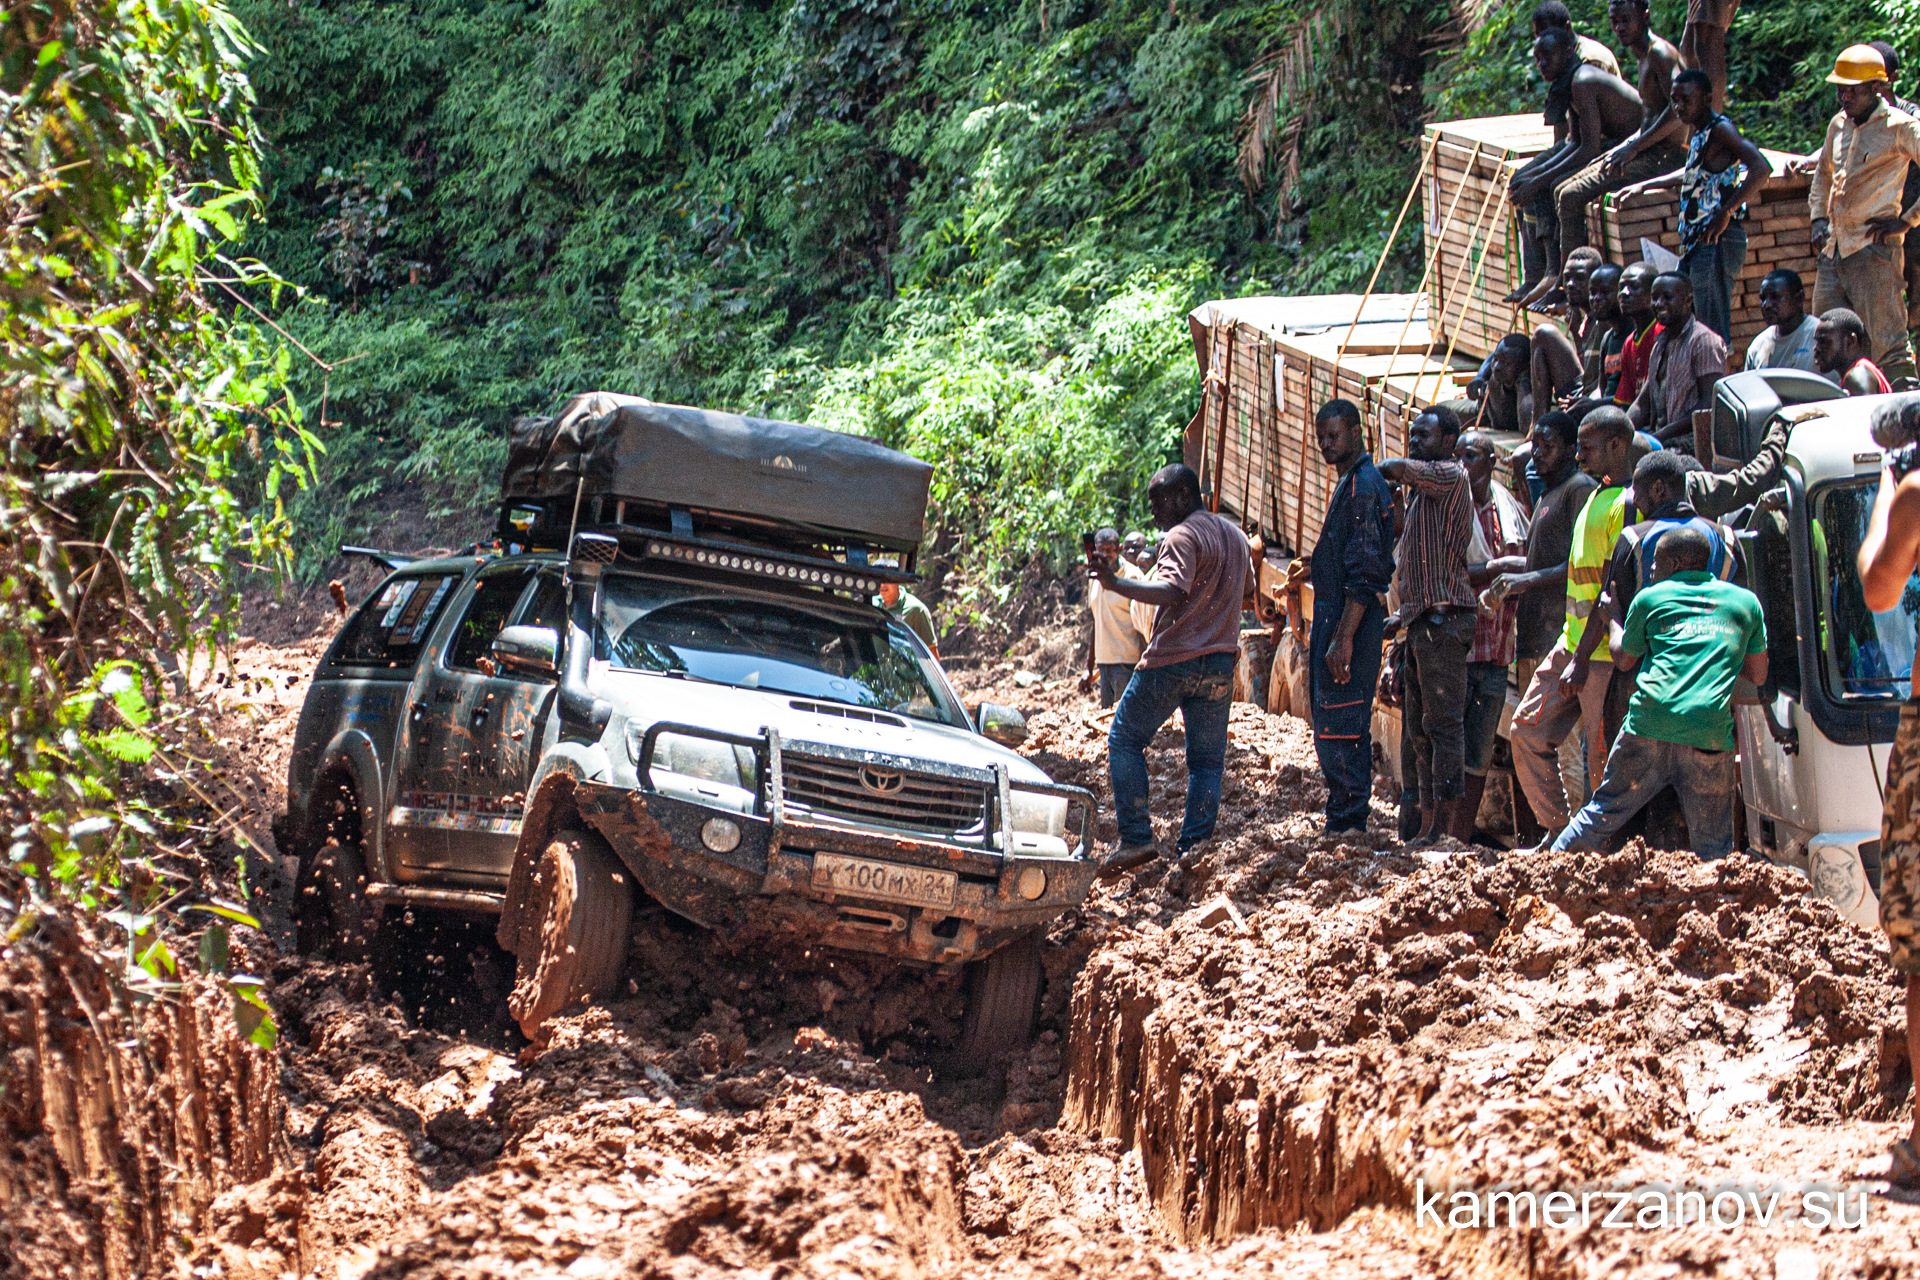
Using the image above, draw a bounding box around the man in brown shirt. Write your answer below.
[1380,406,1479,843]
[1091,463,1250,876]
[1627,272,1726,445]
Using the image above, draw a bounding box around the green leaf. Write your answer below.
[186,900,261,929]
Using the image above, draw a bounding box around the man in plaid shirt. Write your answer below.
[1457,430,1531,842]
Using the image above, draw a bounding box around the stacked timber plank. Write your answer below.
[1184,294,1486,558]
[1586,150,1813,369]
[1422,115,1557,364]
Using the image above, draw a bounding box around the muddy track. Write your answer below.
[12,610,1920,1276]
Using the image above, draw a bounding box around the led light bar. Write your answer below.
[643,539,886,595]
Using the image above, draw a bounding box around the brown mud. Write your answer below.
[11,589,1920,1278]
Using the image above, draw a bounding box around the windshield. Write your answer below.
[596,574,966,727]
[1812,480,1920,701]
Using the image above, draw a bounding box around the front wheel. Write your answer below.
[508,829,633,1041]
[955,930,1044,1073]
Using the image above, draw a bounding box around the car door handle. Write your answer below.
[470,706,489,729]
[410,701,428,724]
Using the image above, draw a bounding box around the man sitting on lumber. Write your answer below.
[1468,333,1535,434]
[1507,27,1645,307]
[1627,271,1726,446]
[1583,262,1629,398]
[1744,269,1819,373]
[1540,0,1689,306]
[1533,1,1621,78]
[1815,307,1894,395]
[1611,70,1770,341]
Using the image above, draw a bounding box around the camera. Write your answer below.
[1892,440,1920,483]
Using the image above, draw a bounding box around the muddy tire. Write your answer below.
[295,822,377,963]
[955,930,1043,1072]
[508,828,633,1041]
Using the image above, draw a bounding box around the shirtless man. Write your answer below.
[1509,27,1645,306]
[1530,324,1587,412]
[1530,0,1686,307]
[1598,0,1688,184]
[1681,0,1740,113]
[1472,334,1537,434]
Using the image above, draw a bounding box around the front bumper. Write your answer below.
[573,761,1097,966]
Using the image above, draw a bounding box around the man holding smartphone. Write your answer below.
[1079,527,1144,708]
[1856,392,1920,1186]
[1090,463,1250,877]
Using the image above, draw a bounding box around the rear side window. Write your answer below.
[334,574,461,668]
[447,567,537,670]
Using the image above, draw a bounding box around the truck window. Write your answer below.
[447,567,537,670]
[517,573,568,637]
[334,574,461,668]
[1812,480,1920,701]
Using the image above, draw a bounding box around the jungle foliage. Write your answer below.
[237,0,1892,611]
[1,0,305,1033]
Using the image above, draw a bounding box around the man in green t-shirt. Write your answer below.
[1550,526,1766,859]
[879,582,939,657]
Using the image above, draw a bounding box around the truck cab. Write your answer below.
[1727,375,1912,927]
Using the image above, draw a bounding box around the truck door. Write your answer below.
[389,564,541,885]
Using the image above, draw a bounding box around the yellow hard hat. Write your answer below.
[1827,44,1889,85]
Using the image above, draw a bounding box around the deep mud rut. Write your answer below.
[16,608,1920,1279]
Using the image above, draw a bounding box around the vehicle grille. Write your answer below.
[781,752,988,836]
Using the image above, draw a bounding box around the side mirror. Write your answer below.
[976,702,1028,747]
[492,625,559,676]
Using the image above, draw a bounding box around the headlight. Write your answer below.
[1009,790,1067,837]
[628,728,757,788]
[1006,790,1070,857]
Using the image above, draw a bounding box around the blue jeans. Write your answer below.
[1462,661,1509,776]
[1683,223,1747,343]
[1097,663,1133,709]
[1551,731,1737,859]
[1310,599,1384,832]
[1108,651,1236,849]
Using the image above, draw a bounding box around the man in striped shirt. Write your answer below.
[1379,406,1478,844]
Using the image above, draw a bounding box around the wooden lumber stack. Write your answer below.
[1422,116,1557,364]
[1585,150,1813,369]
[1186,298,1491,558]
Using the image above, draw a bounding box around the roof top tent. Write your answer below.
[498,391,934,583]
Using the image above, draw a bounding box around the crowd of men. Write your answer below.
[1491,2,1920,424]
[1061,5,1920,1189]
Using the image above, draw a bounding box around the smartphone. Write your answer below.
[1081,531,1097,565]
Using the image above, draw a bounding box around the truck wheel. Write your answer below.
[955,930,1043,1073]
[296,834,377,963]
[508,828,633,1041]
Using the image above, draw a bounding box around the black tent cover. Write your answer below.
[502,392,934,549]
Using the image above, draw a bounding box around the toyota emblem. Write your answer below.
[859,765,905,795]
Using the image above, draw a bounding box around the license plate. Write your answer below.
[811,853,957,910]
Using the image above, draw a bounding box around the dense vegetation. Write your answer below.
[234,0,1893,613]
[1,0,302,1035]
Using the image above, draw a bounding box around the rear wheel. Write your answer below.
[508,828,633,1041]
[955,930,1044,1073]
[295,788,377,962]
